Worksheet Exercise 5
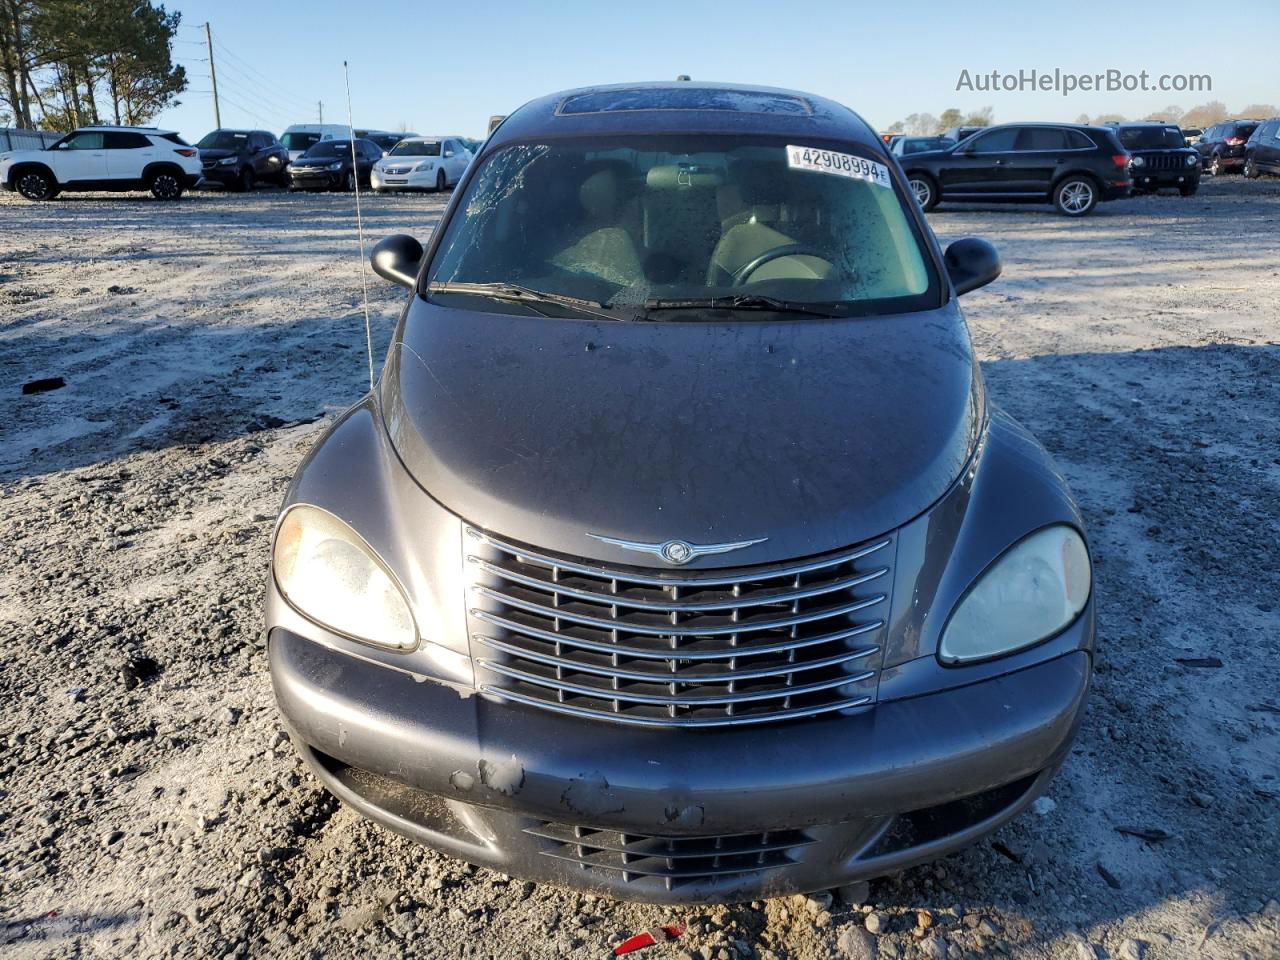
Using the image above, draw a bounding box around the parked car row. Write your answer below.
[0,122,477,200]
[893,115,1280,216]
[4,113,1277,208]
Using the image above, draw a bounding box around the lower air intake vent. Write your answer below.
[525,822,815,890]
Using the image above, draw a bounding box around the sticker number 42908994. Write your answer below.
[786,146,892,189]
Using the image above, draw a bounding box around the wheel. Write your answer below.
[1179,183,1199,197]
[342,170,355,192]
[15,169,56,201]
[436,169,447,192]
[1053,176,1097,216]
[149,171,184,200]
[908,174,938,212]
[1243,158,1258,179]
[1208,154,1223,176]
[237,167,256,192]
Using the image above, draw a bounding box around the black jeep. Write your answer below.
[1116,124,1200,196]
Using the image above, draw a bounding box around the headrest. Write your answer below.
[579,168,619,219]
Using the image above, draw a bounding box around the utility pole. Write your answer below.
[318,101,323,124]
[204,23,221,128]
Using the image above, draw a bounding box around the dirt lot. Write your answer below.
[2,178,1278,960]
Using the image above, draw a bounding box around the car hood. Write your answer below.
[198,148,240,161]
[380,300,984,566]
[1129,146,1194,155]
[0,148,48,165]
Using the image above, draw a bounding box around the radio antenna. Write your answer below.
[343,60,376,392]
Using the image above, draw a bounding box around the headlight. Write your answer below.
[939,525,1090,664]
[1130,155,1145,168]
[217,156,237,166]
[273,505,417,650]
[414,161,434,172]
[1186,154,1198,166]
[326,161,343,171]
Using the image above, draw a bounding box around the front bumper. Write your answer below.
[289,169,342,189]
[1134,171,1199,190]
[200,163,240,185]
[372,166,436,190]
[271,617,1092,902]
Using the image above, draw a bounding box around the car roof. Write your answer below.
[78,125,173,134]
[486,82,879,150]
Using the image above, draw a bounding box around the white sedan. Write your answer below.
[370,137,472,192]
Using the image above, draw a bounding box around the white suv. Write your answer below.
[0,126,204,201]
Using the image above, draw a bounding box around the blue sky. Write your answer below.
[158,0,1279,140]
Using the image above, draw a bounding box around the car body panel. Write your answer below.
[379,301,983,568]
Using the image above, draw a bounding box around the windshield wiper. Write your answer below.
[428,281,628,322]
[643,294,838,318]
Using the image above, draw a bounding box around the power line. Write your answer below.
[209,36,316,116]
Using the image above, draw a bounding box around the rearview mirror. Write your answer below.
[371,234,424,289]
[944,237,1001,296]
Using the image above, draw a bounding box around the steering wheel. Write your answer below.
[731,243,832,287]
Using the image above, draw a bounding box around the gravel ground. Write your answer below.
[2,178,1278,960]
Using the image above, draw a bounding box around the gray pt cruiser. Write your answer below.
[267,82,1094,903]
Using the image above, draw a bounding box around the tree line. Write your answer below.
[885,101,1280,137]
[1074,101,1280,128]
[0,0,186,131]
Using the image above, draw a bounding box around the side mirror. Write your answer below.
[371,234,423,289]
[443,150,455,158]
[945,237,1001,296]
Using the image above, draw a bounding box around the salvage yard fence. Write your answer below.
[0,128,62,152]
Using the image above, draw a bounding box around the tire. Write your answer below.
[436,169,447,192]
[1179,183,1199,197]
[15,168,56,201]
[1208,154,1223,176]
[342,170,355,192]
[1243,158,1258,179]
[149,171,184,200]
[908,174,938,211]
[1052,176,1097,216]
[237,167,256,192]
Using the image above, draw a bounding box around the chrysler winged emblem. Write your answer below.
[586,533,767,566]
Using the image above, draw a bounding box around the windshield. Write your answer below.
[282,132,322,151]
[902,137,953,155]
[1118,126,1184,149]
[301,140,351,158]
[198,131,249,150]
[390,140,441,157]
[426,136,937,316]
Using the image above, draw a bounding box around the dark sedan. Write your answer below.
[196,129,289,190]
[900,122,1132,216]
[266,82,1095,903]
[287,138,381,191]
[1116,124,1200,196]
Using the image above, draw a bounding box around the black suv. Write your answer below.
[1244,118,1280,179]
[1194,120,1260,175]
[1115,123,1200,196]
[900,123,1132,216]
[287,138,381,191]
[196,129,289,191]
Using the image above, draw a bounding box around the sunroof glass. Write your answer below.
[558,88,812,117]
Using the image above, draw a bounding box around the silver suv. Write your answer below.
[0,125,203,201]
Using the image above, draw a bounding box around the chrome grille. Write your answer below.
[464,528,893,728]
[525,822,815,890]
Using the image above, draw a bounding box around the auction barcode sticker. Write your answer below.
[787,145,891,189]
